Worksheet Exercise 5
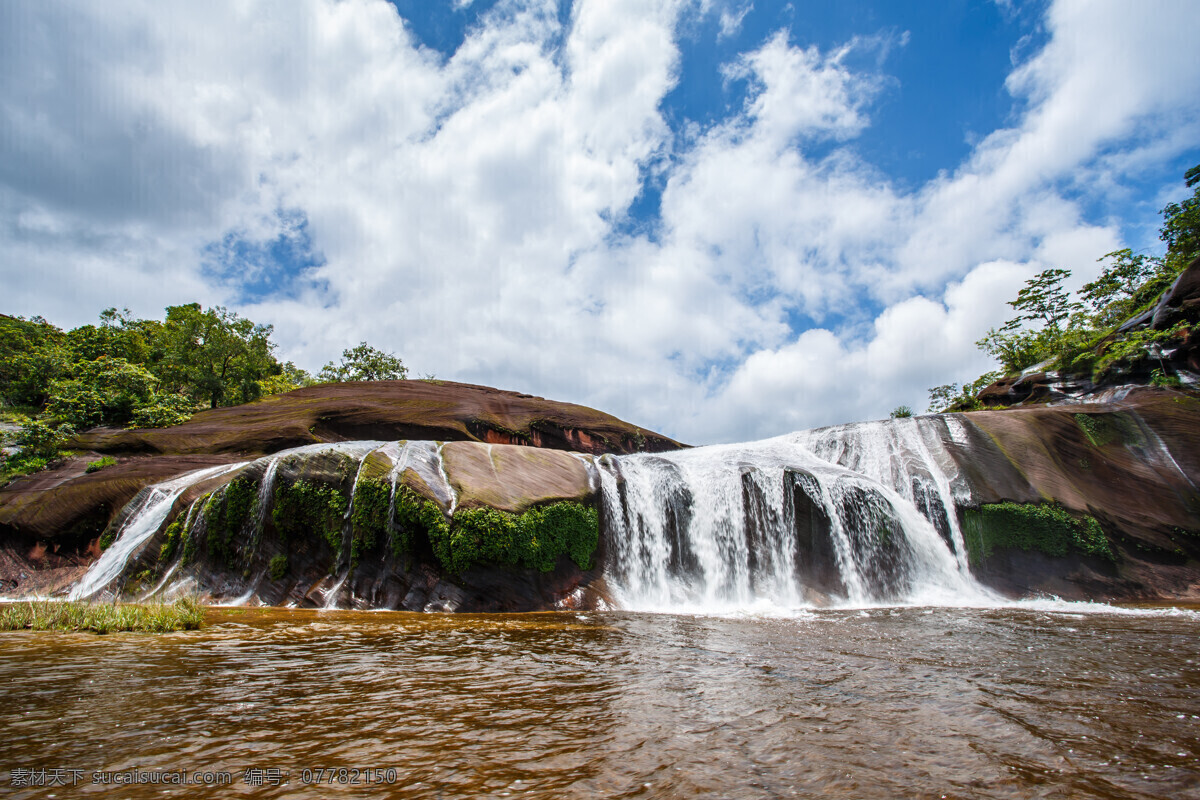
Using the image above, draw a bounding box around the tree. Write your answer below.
[319,342,407,382]
[975,268,1083,373]
[259,361,315,396]
[1159,163,1200,266]
[890,405,913,419]
[0,315,69,408]
[927,384,960,414]
[159,304,278,408]
[46,356,158,429]
[1080,249,1159,327]
[1006,268,1081,331]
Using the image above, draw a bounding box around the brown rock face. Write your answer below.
[959,388,1200,601]
[442,442,592,513]
[68,380,685,457]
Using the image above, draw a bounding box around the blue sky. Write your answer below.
[1,0,1198,443]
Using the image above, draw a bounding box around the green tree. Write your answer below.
[259,361,314,396]
[889,405,913,419]
[65,308,161,366]
[1080,249,1159,327]
[319,341,407,382]
[1006,267,1082,331]
[927,384,960,414]
[976,269,1082,372]
[1159,163,1200,266]
[0,315,69,408]
[158,304,278,408]
[47,356,159,429]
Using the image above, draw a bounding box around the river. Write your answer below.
[3,604,1199,799]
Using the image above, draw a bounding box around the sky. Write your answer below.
[2,0,1199,445]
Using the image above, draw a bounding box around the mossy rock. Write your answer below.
[272,479,347,554]
[431,501,599,575]
[963,501,1115,565]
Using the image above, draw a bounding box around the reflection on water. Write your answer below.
[2,607,1199,799]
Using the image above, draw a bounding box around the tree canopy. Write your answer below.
[2,304,306,430]
[318,342,408,383]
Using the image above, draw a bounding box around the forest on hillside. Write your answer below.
[0,304,407,484]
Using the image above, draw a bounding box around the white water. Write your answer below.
[599,417,994,613]
[69,463,245,600]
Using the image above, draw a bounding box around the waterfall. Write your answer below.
[599,418,993,612]
[69,462,246,600]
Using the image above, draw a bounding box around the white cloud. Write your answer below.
[0,0,1197,444]
[717,2,752,41]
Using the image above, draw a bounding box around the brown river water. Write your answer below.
[2,605,1199,799]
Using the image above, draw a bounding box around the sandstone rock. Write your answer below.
[68,380,684,457]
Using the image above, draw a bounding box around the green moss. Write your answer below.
[268,553,288,580]
[963,501,1115,565]
[84,455,117,473]
[204,477,258,567]
[350,477,391,564]
[432,501,600,575]
[1074,413,1117,447]
[513,502,600,572]
[159,520,183,562]
[1073,412,1144,450]
[271,479,347,555]
[392,485,449,560]
[98,528,116,551]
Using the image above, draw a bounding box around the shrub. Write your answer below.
[85,456,117,473]
[47,356,157,429]
[15,419,73,459]
[268,554,288,581]
[129,393,196,428]
[890,405,913,419]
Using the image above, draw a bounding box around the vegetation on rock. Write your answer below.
[432,501,599,575]
[962,502,1114,565]
[204,478,259,567]
[272,479,348,554]
[268,554,288,581]
[930,164,1200,411]
[159,520,184,563]
[350,477,392,565]
[318,341,407,383]
[85,456,117,473]
[392,485,450,560]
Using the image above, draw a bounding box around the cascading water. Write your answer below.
[598,417,994,612]
[69,462,246,600]
[63,418,999,612]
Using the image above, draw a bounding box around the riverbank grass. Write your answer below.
[0,598,204,633]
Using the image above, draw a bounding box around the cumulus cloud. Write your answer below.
[0,0,1197,444]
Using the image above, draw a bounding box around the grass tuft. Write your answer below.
[0,598,204,634]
